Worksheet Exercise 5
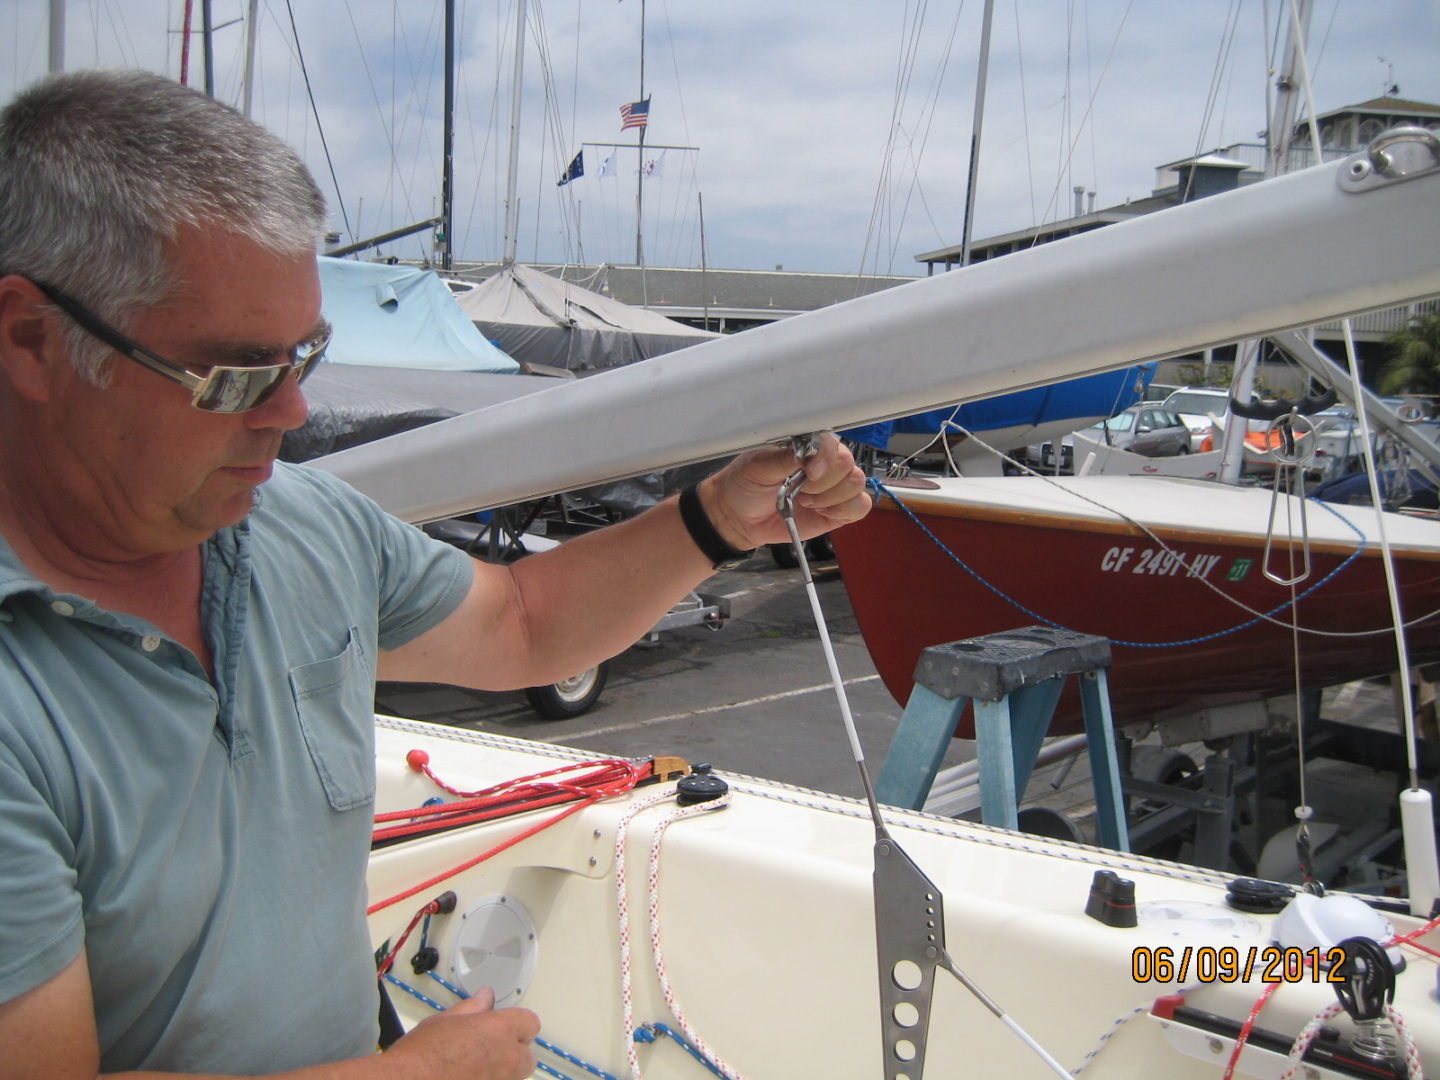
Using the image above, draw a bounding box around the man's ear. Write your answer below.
[0,275,62,402]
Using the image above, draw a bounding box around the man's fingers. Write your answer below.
[797,462,869,508]
[445,986,496,1014]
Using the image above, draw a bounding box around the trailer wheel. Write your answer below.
[768,542,799,569]
[768,536,834,569]
[525,661,609,719]
[1127,745,1199,816]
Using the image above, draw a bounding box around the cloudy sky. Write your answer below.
[5,0,1438,277]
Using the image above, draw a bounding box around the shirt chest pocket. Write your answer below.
[290,627,376,812]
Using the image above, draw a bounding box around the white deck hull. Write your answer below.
[369,717,1440,1078]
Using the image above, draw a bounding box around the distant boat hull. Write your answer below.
[832,475,1440,734]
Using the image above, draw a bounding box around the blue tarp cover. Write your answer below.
[318,258,518,373]
[842,364,1156,451]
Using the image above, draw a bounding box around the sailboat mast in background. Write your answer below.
[633,0,647,267]
[501,0,525,266]
[957,0,995,269]
[47,0,63,71]
[1218,0,1313,483]
[439,0,458,271]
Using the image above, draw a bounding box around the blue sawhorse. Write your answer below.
[875,626,1130,851]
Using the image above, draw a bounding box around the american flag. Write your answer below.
[619,98,650,131]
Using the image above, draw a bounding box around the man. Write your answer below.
[0,71,870,1080]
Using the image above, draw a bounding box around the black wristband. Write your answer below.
[678,483,755,570]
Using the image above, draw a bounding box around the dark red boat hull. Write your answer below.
[832,493,1440,737]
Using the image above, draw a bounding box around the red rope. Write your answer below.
[1216,917,1440,1080]
[1387,912,1440,960]
[376,897,446,977]
[1219,979,1280,1080]
[374,759,640,842]
[367,751,648,916]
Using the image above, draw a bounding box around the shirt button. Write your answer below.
[140,635,163,652]
[50,600,75,616]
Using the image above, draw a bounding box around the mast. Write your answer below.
[958,0,995,268]
[441,0,458,271]
[201,0,215,97]
[241,0,260,118]
[47,0,64,72]
[634,0,646,267]
[180,0,193,85]
[698,191,710,331]
[1266,0,1314,178]
[501,0,526,266]
[1220,0,1311,483]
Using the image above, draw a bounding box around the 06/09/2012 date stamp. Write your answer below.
[1131,945,1348,984]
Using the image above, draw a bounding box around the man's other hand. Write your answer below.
[384,987,540,1080]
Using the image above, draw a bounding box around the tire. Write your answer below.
[1127,746,1199,816]
[768,542,799,569]
[769,538,832,568]
[1126,745,1200,861]
[807,533,835,561]
[1016,806,1086,844]
[525,661,609,719]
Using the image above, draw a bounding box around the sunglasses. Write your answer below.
[33,281,331,413]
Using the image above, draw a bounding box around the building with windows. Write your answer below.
[912,97,1440,383]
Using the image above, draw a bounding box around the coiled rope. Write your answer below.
[369,753,644,914]
[614,787,738,1080]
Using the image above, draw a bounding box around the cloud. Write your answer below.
[4,0,1437,274]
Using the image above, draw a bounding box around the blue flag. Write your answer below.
[557,150,584,186]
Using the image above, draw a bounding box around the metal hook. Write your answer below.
[1261,412,1317,586]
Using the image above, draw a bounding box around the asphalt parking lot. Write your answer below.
[375,546,1415,863]
[375,551,979,803]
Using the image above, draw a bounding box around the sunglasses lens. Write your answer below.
[293,345,325,386]
[193,367,288,413]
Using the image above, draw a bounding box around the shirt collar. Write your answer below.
[0,509,256,622]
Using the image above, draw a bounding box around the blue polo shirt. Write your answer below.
[0,462,473,1072]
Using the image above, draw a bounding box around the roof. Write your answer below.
[1313,97,1440,121]
[1182,154,1250,170]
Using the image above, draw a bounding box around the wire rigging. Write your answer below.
[880,2,966,276]
[459,3,508,263]
[283,0,353,243]
[1023,0,1133,244]
[857,0,929,279]
[342,2,421,249]
[1182,0,1245,202]
[1011,1,1040,230]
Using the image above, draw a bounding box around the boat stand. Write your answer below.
[875,626,1130,851]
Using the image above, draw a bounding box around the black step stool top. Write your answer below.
[912,626,1112,702]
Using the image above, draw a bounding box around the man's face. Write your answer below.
[42,224,321,556]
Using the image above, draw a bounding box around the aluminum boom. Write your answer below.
[315,141,1440,523]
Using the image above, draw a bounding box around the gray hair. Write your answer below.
[0,69,327,381]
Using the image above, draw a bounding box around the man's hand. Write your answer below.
[699,432,871,552]
[382,988,539,1080]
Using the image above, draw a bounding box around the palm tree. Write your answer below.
[1378,311,1440,397]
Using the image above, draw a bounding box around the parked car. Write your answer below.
[1040,405,1191,470]
[1160,386,1231,450]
